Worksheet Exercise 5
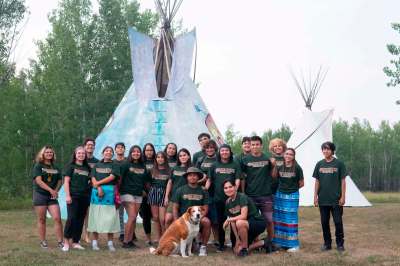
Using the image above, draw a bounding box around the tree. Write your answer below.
[383,23,400,88]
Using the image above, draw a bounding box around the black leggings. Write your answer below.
[139,197,152,235]
[64,196,89,243]
[215,201,227,246]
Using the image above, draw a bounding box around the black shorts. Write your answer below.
[33,191,59,206]
[248,217,266,245]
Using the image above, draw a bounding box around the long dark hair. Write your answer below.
[100,146,114,162]
[67,146,90,169]
[164,142,178,161]
[217,144,233,163]
[143,143,156,162]
[284,148,297,172]
[152,151,171,176]
[177,148,191,167]
[127,145,144,164]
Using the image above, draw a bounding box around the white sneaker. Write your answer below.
[199,245,207,256]
[61,245,69,252]
[287,247,299,253]
[72,243,85,250]
[108,242,116,252]
[92,244,100,251]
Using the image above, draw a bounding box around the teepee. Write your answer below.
[287,67,371,207]
[94,0,224,157]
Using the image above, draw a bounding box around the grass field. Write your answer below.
[0,193,399,265]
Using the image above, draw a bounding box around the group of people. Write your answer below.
[32,133,347,257]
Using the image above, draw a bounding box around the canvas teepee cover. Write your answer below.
[287,109,371,207]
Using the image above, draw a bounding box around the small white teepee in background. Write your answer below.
[287,67,371,207]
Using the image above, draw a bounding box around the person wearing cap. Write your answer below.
[207,144,242,252]
[172,167,211,256]
[313,141,347,252]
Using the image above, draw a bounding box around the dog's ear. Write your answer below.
[187,206,193,214]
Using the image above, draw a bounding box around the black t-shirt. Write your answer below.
[63,163,91,197]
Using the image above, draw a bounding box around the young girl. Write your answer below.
[62,146,91,251]
[164,148,191,227]
[119,145,151,248]
[164,143,178,168]
[147,151,171,243]
[87,146,120,251]
[269,138,287,195]
[272,148,304,252]
[32,146,63,249]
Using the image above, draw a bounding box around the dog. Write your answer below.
[150,206,202,257]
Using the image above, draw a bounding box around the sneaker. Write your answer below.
[122,241,136,249]
[321,244,332,251]
[199,245,207,256]
[108,243,116,252]
[72,243,85,250]
[216,244,225,253]
[238,248,249,257]
[61,245,69,252]
[145,241,153,247]
[337,246,345,252]
[57,242,64,249]
[287,247,299,253]
[40,240,48,249]
[119,234,125,242]
[263,239,272,254]
[92,242,100,251]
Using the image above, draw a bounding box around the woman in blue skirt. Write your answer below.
[272,148,304,252]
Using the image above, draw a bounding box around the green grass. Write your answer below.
[0,197,32,210]
[0,203,399,265]
[363,192,400,203]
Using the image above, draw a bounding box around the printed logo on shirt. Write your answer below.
[129,167,145,174]
[319,167,338,174]
[173,170,186,176]
[145,164,154,170]
[88,163,96,169]
[279,171,296,178]
[247,161,269,168]
[201,162,214,168]
[228,205,241,215]
[168,162,177,168]
[182,194,203,201]
[73,169,89,176]
[96,167,112,174]
[42,168,59,174]
[275,160,284,167]
[215,167,236,175]
[154,174,169,180]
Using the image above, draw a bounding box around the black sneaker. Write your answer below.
[263,239,273,254]
[238,248,248,257]
[57,241,64,249]
[119,234,125,242]
[122,241,136,249]
[216,245,225,253]
[321,244,332,251]
[40,240,48,249]
[337,245,345,252]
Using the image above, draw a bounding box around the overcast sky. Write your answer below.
[15,0,400,135]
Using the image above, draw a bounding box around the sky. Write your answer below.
[15,0,400,135]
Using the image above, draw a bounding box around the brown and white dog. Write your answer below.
[150,206,202,257]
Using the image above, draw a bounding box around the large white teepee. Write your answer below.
[288,68,371,207]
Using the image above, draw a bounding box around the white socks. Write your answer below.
[92,240,99,251]
[108,240,116,252]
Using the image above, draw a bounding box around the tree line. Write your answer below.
[0,0,399,200]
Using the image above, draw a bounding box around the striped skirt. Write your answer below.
[147,186,166,207]
[273,190,300,248]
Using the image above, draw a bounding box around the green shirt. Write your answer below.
[87,156,99,169]
[170,165,188,197]
[209,160,242,202]
[277,163,304,194]
[120,161,151,196]
[272,155,284,194]
[151,168,170,188]
[172,184,209,216]
[32,162,62,196]
[196,155,217,174]
[63,163,91,197]
[313,158,347,206]
[90,161,120,185]
[225,192,263,221]
[193,150,206,166]
[167,157,177,169]
[240,153,273,197]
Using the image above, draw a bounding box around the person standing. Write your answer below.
[32,146,63,249]
[234,136,251,164]
[119,145,151,248]
[87,146,120,251]
[207,144,242,252]
[172,167,211,256]
[192,133,211,166]
[164,148,191,228]
[164,143,178,168]
[114,142,127,242]
[272,148,304,252]
[62,146,91,251]
[148,151,171,244]
[313,141,347,252]
[269,138,287,196]
[240,136,276,252]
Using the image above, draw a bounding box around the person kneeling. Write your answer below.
[171,167,211,256]
[223,179,266,257]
